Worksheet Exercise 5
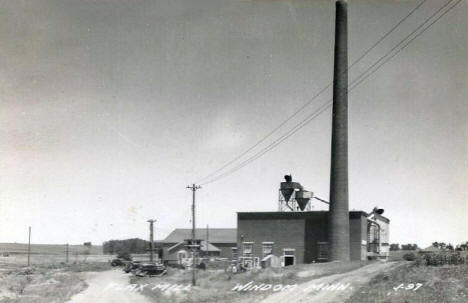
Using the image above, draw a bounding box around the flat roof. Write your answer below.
[237,211,368,220]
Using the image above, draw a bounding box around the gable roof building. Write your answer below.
[167,240,221,254]
[161,228,237,244]
[158,228,237,263]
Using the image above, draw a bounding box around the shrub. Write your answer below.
[423,252,466,266]
[403,253,416,261]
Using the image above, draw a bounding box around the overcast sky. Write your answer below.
[0,0,467,248]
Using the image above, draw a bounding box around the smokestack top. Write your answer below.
[335,1,348,7]
[335,0,348,8]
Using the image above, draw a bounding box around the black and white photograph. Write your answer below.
[1,0,467,302]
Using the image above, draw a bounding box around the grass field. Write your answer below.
[3,250,466,303]
[0,250,157,303]
[346,262,468,303]
[0,261,111,303]
[0,242,113,267]
[0,248,112,303]
[0,243,103,256]
[0,254,113,266]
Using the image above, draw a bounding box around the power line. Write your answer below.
[200,0,461,186]
[201,102,332,185]
[347,0,428,71]
[348,0,460,91]
[193,0,429,185]
[202,0,460,185]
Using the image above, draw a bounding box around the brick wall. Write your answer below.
[238,211,368,263]
[304,214,328,262]
[238,216,306,263]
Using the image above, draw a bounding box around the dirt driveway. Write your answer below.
[259,261,401,303]
[66,269,151,303]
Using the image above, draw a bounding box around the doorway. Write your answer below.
[177,250,188,264]
[283,249,296,266]
[284,256,294,266]
[317,242,328,262]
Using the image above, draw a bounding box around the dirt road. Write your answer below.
[66,269,152,303]
[259,261,401,303]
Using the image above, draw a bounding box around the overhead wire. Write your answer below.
[200,0,462,186]
[348,0,462,92]
[193,0,429,185]
[202,0,460,186]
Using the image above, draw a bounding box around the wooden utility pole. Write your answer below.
[240,234,244,263]
[187,184,201,286]
[66,243,69,263]
[27,226,31,266]
[147,219,156,262]
[206,224,209,254]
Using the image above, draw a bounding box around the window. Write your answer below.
[231,247,238,260]
[317,242,328,261]
[262,242,274,258]
[367,222,380,253]
[243,242,253,258]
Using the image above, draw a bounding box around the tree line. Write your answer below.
[390,243,418,251]
[390,241,468,251]
[430,241,468,251]
[102,238,150,254]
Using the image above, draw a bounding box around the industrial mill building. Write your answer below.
[236,176,390,268]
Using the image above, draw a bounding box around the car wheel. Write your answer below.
[135,270,146,277]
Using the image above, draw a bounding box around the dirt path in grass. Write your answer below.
[259,261,402,303]
[66,269,151,303]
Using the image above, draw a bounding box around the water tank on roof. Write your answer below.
[280,187,294,202]
[295,190,313,211]
[278,175,312,211]
[280,175,303,202]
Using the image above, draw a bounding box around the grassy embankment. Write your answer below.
[0,262,110,303]
[346,262,468,303]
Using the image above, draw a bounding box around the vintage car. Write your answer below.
[123,261,142,273]
[110,258,125,266]
[134,263,167,277]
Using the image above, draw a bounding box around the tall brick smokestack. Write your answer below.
[328,0,350,261]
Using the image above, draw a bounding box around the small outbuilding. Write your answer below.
[158,228,237,264]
